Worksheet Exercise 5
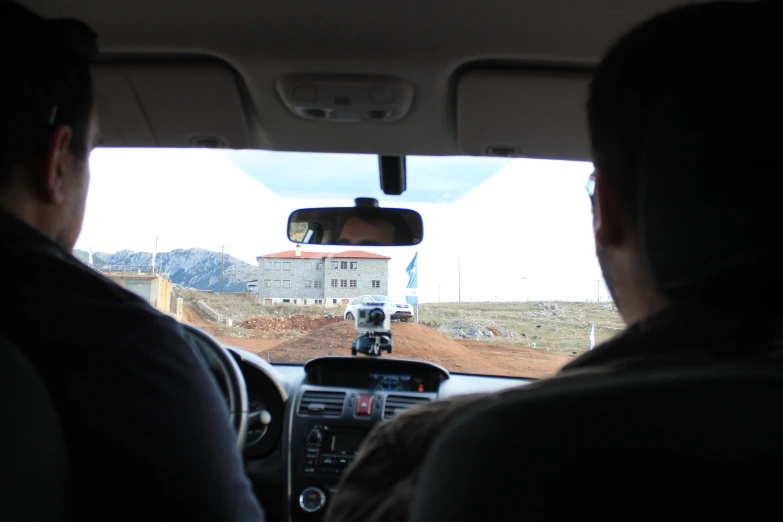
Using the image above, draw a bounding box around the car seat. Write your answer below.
[0,336,70,521]
[410,365,783,521]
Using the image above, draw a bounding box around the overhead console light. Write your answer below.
[276,75,414,123]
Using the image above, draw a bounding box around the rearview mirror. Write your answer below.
[288,205,423,246]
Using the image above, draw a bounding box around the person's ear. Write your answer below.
[38,125,74,204]
[594,167,629,248]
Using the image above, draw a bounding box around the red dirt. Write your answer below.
[182,305,285,351]
[182,306,575,378]
[238,315,342,336]
[217,337,286,351]
[182,305,218,334]
[263,321,575,378]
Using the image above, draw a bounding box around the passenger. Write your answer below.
[324,1,782,521]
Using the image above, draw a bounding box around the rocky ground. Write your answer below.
[178,292,625,377]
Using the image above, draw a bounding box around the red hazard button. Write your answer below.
[356,395,373,416]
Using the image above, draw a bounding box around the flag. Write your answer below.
[589,322,595,350]
[406,252,418,305]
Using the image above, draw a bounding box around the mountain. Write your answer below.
[72,248,257,292]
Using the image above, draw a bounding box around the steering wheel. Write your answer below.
[180,323,249,450]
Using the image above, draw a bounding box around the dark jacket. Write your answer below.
[0,211,265,522]
[325,301,783,522]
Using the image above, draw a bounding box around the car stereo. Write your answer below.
[301,424,369,477]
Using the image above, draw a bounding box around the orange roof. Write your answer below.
[258,250,325,259]
[333,250,390,259]
[257,250,390,260]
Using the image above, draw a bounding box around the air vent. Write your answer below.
[298,390,347,418]
[383,395,431,419]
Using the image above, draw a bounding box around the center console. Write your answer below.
[285,357,449,521]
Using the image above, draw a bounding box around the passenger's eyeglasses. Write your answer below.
[585,172,596,207]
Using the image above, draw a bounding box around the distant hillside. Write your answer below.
[72,248,257,292]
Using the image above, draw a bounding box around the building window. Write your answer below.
[283,262,291,270]
[264,279,271,288]
[314,281,323,289]
[350,280,357,288]
[372,280,380,288]
[340,261,348,269]
[350,261,358,270]
[316,262,323,270]
[274,261,281,270]
[331,279,338,288]
[333,299,338,304]
[340,279,348,288]
[305,262,312,270]
[316,299,323,304]
[331,261,339,269]
[274,280,282,288]
[305,280,313,288]
[283,280,291,288]
[264,261,272,270]
[282,299,290,303]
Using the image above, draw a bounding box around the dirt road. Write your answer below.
[182,305,285,351]
[182,306,575,377]
[264,321,575,378]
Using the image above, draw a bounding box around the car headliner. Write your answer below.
[23,0,714,160]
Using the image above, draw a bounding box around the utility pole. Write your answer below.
[220,245,227,293]
[458,257,462,303]
[597,279,600,302]
[152,237,158,273]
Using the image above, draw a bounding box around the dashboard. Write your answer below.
[224,348,531,522]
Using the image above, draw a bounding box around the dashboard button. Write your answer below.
[306,429,323,446]
[321,456,335,465]
[299,487,327,513]
[356,395,373,416]
[303,467,316,474]
[338,457,349,466]
[305,458,316,466]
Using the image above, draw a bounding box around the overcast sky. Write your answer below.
[76,148,611,303]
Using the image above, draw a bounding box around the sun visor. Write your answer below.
[457,69,591,160]
[93,61,250,148]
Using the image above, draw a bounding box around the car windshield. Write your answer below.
[369,296,395,303]
[76,149,622,378]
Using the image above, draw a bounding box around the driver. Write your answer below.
[338,210,414,245]
[325,1,782,521]
[0,3,264,521]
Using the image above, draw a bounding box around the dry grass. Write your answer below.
[418,301,624,356]
[175,288,333,321]
[176,288,263,321]
[177,289,624,356]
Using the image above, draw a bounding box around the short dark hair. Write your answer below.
[587,0,783,293]
[0,2,98,183]
[587,0,780,219]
